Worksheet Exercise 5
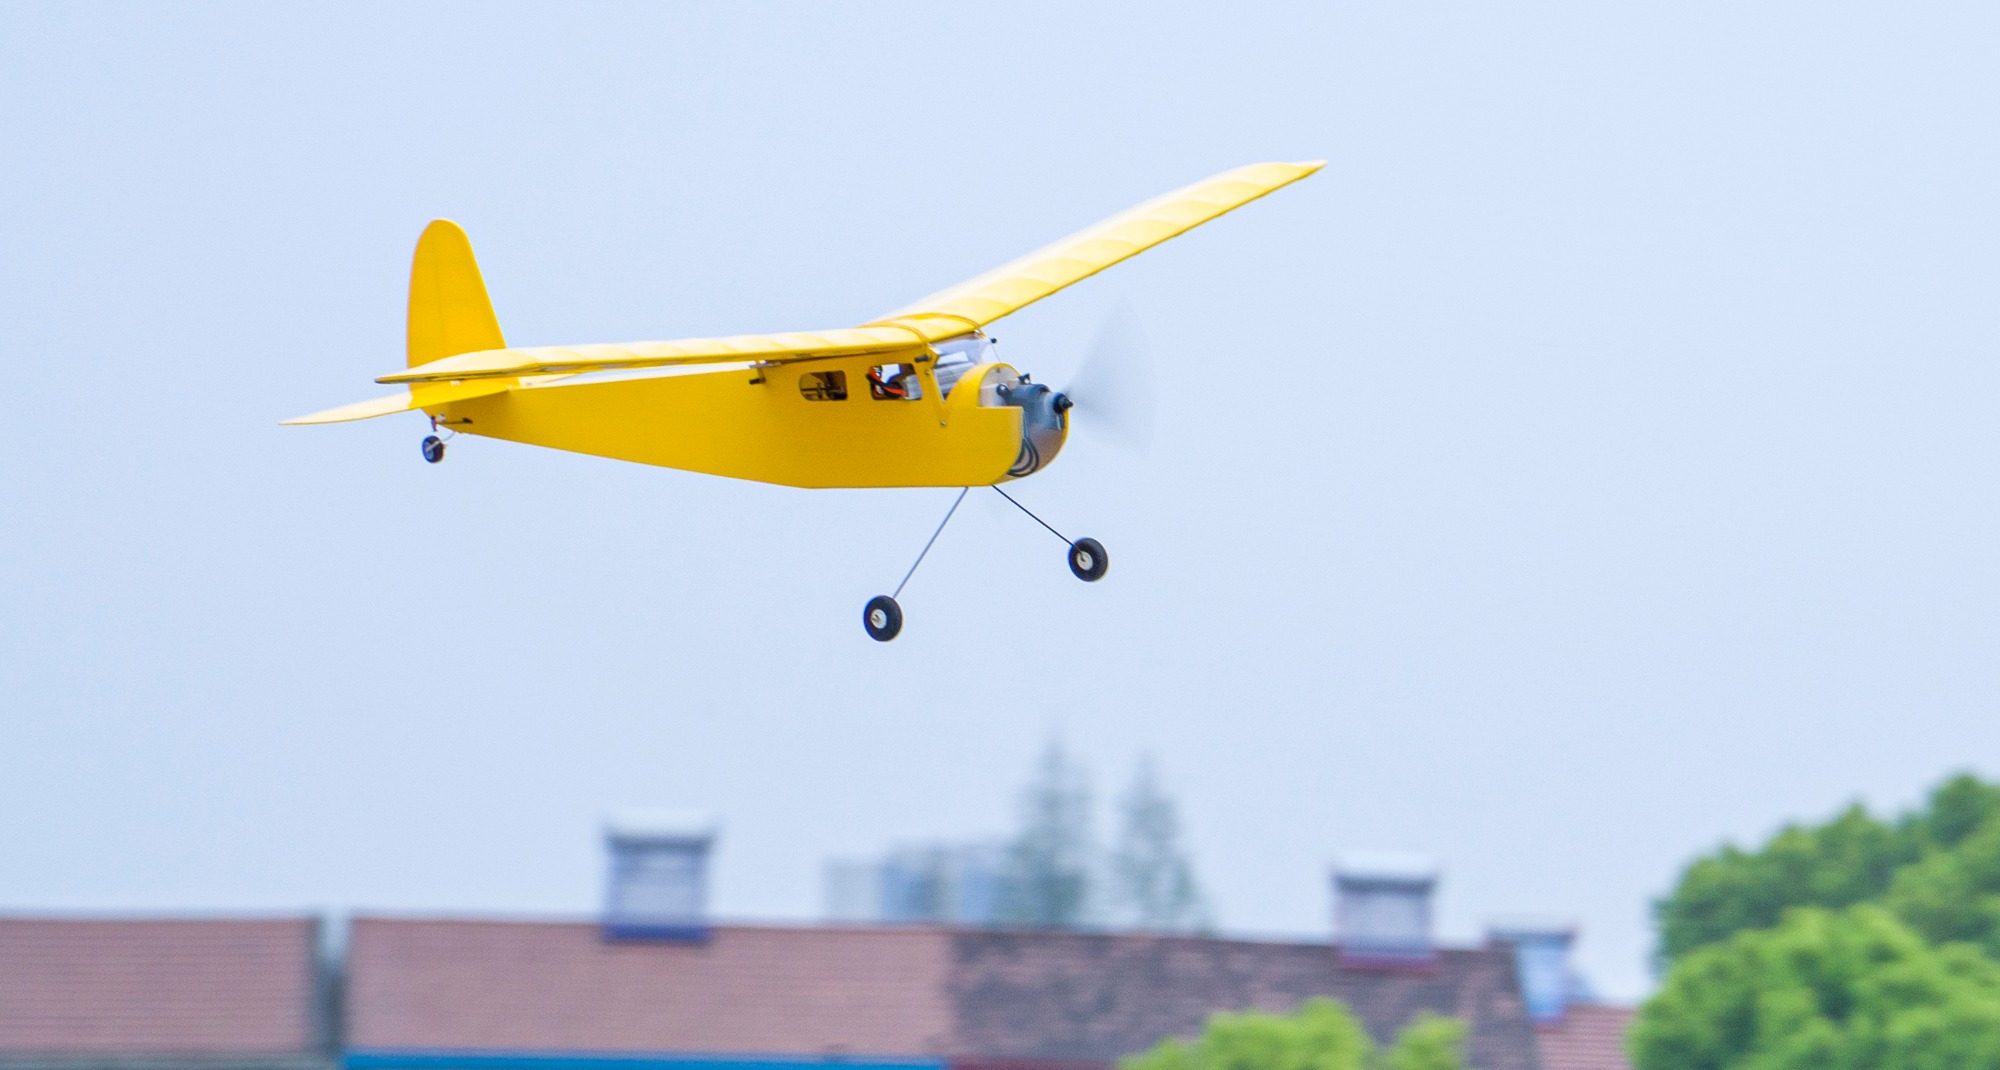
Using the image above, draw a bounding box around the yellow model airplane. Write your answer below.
[288,160,1323,639]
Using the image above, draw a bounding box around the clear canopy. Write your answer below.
[932,333,997,396]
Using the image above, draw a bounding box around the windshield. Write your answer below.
[932,333,996,397]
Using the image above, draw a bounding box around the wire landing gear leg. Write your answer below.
[992,486,1108,583]
[864,487,969,642]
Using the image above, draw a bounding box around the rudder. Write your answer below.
[408,220,506,368]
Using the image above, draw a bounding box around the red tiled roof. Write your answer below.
[0,917,323,1055]
[345,920,1540,1070]
[1536,1004,1634,1070]
[346,919,955,1056]
[946,931,1537,1070]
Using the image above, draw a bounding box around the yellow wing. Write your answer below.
[870,160,1325,342]
[377,327,926,386]
[354,161,1318,393]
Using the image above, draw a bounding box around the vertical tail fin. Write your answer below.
[408,220,506,368]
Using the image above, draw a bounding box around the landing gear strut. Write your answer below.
[863,486,1109,641]
[994,486,1108,583]
[863,487,970,642]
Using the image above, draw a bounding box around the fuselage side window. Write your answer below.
[868,363,923,401]
[799,370,848,401]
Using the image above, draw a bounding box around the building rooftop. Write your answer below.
[1535,1004,1634,1070]
[345,918,1540,1070]
[0,916,326,1067]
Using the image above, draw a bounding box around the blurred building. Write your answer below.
[0,917,331,1070]
[0,823,1635,1070]
[1487,924,1634,1070]
[1527,1005,1635,1070]
[823,843,1008,925]
[603,808,719,940]
[1333,852,1441,966]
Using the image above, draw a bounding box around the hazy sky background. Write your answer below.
[5,2,1999,1002]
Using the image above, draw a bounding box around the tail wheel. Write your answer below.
[421,435,446,464]
[1068,537,1108,582]
[863,595,903,642]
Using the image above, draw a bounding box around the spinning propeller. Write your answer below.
[1055,307,1156,453]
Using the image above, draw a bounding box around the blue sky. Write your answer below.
[4,2,1999,1001]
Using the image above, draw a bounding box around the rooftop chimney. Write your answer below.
[603,808,717,941]
[1333,852,1438,966]
[1489,923,1579,1023]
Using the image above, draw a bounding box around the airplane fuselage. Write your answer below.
[433,357,1061,489]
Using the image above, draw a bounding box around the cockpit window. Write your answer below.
[798,370,847,401]
[868,363,922,401]
[931,333,995,398]
[869,335,996,402]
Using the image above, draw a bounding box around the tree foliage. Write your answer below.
[1112,755,1209,933]
[1118,998,1471,1070]
[1379,1014,1470,1070]
[1654,803,1920,964]
[1882,815,2000,958]
[995,744,1215,932]
[1640,773,2000,1070]
[1633,906,2000,1070]
[1000,740,1095,928]
[1655,774,2000,964]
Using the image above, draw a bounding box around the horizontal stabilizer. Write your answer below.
[281,380,514,425]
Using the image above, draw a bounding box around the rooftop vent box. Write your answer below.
[603,808,717,942]
[1333,851,1439,967]
[1489,922,1580,1023]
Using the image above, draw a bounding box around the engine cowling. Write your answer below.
[984,368,1068,479]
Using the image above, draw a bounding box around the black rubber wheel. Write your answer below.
[863,595,903,642]
[421,435,446,464]
[1068,537,1108,582]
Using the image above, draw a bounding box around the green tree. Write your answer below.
[1633,905,2000,1070]
[1112,756,1209,933]
[1118,998,1470,1070]
[1882,819,2000,956]
[1379,1014,1469,1070]
[1000,740,1094,928]
[1918,775,2000,850]
[1122,998,1375,1070]
[1653,803,1916,964]
[1653,774,2000,965]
